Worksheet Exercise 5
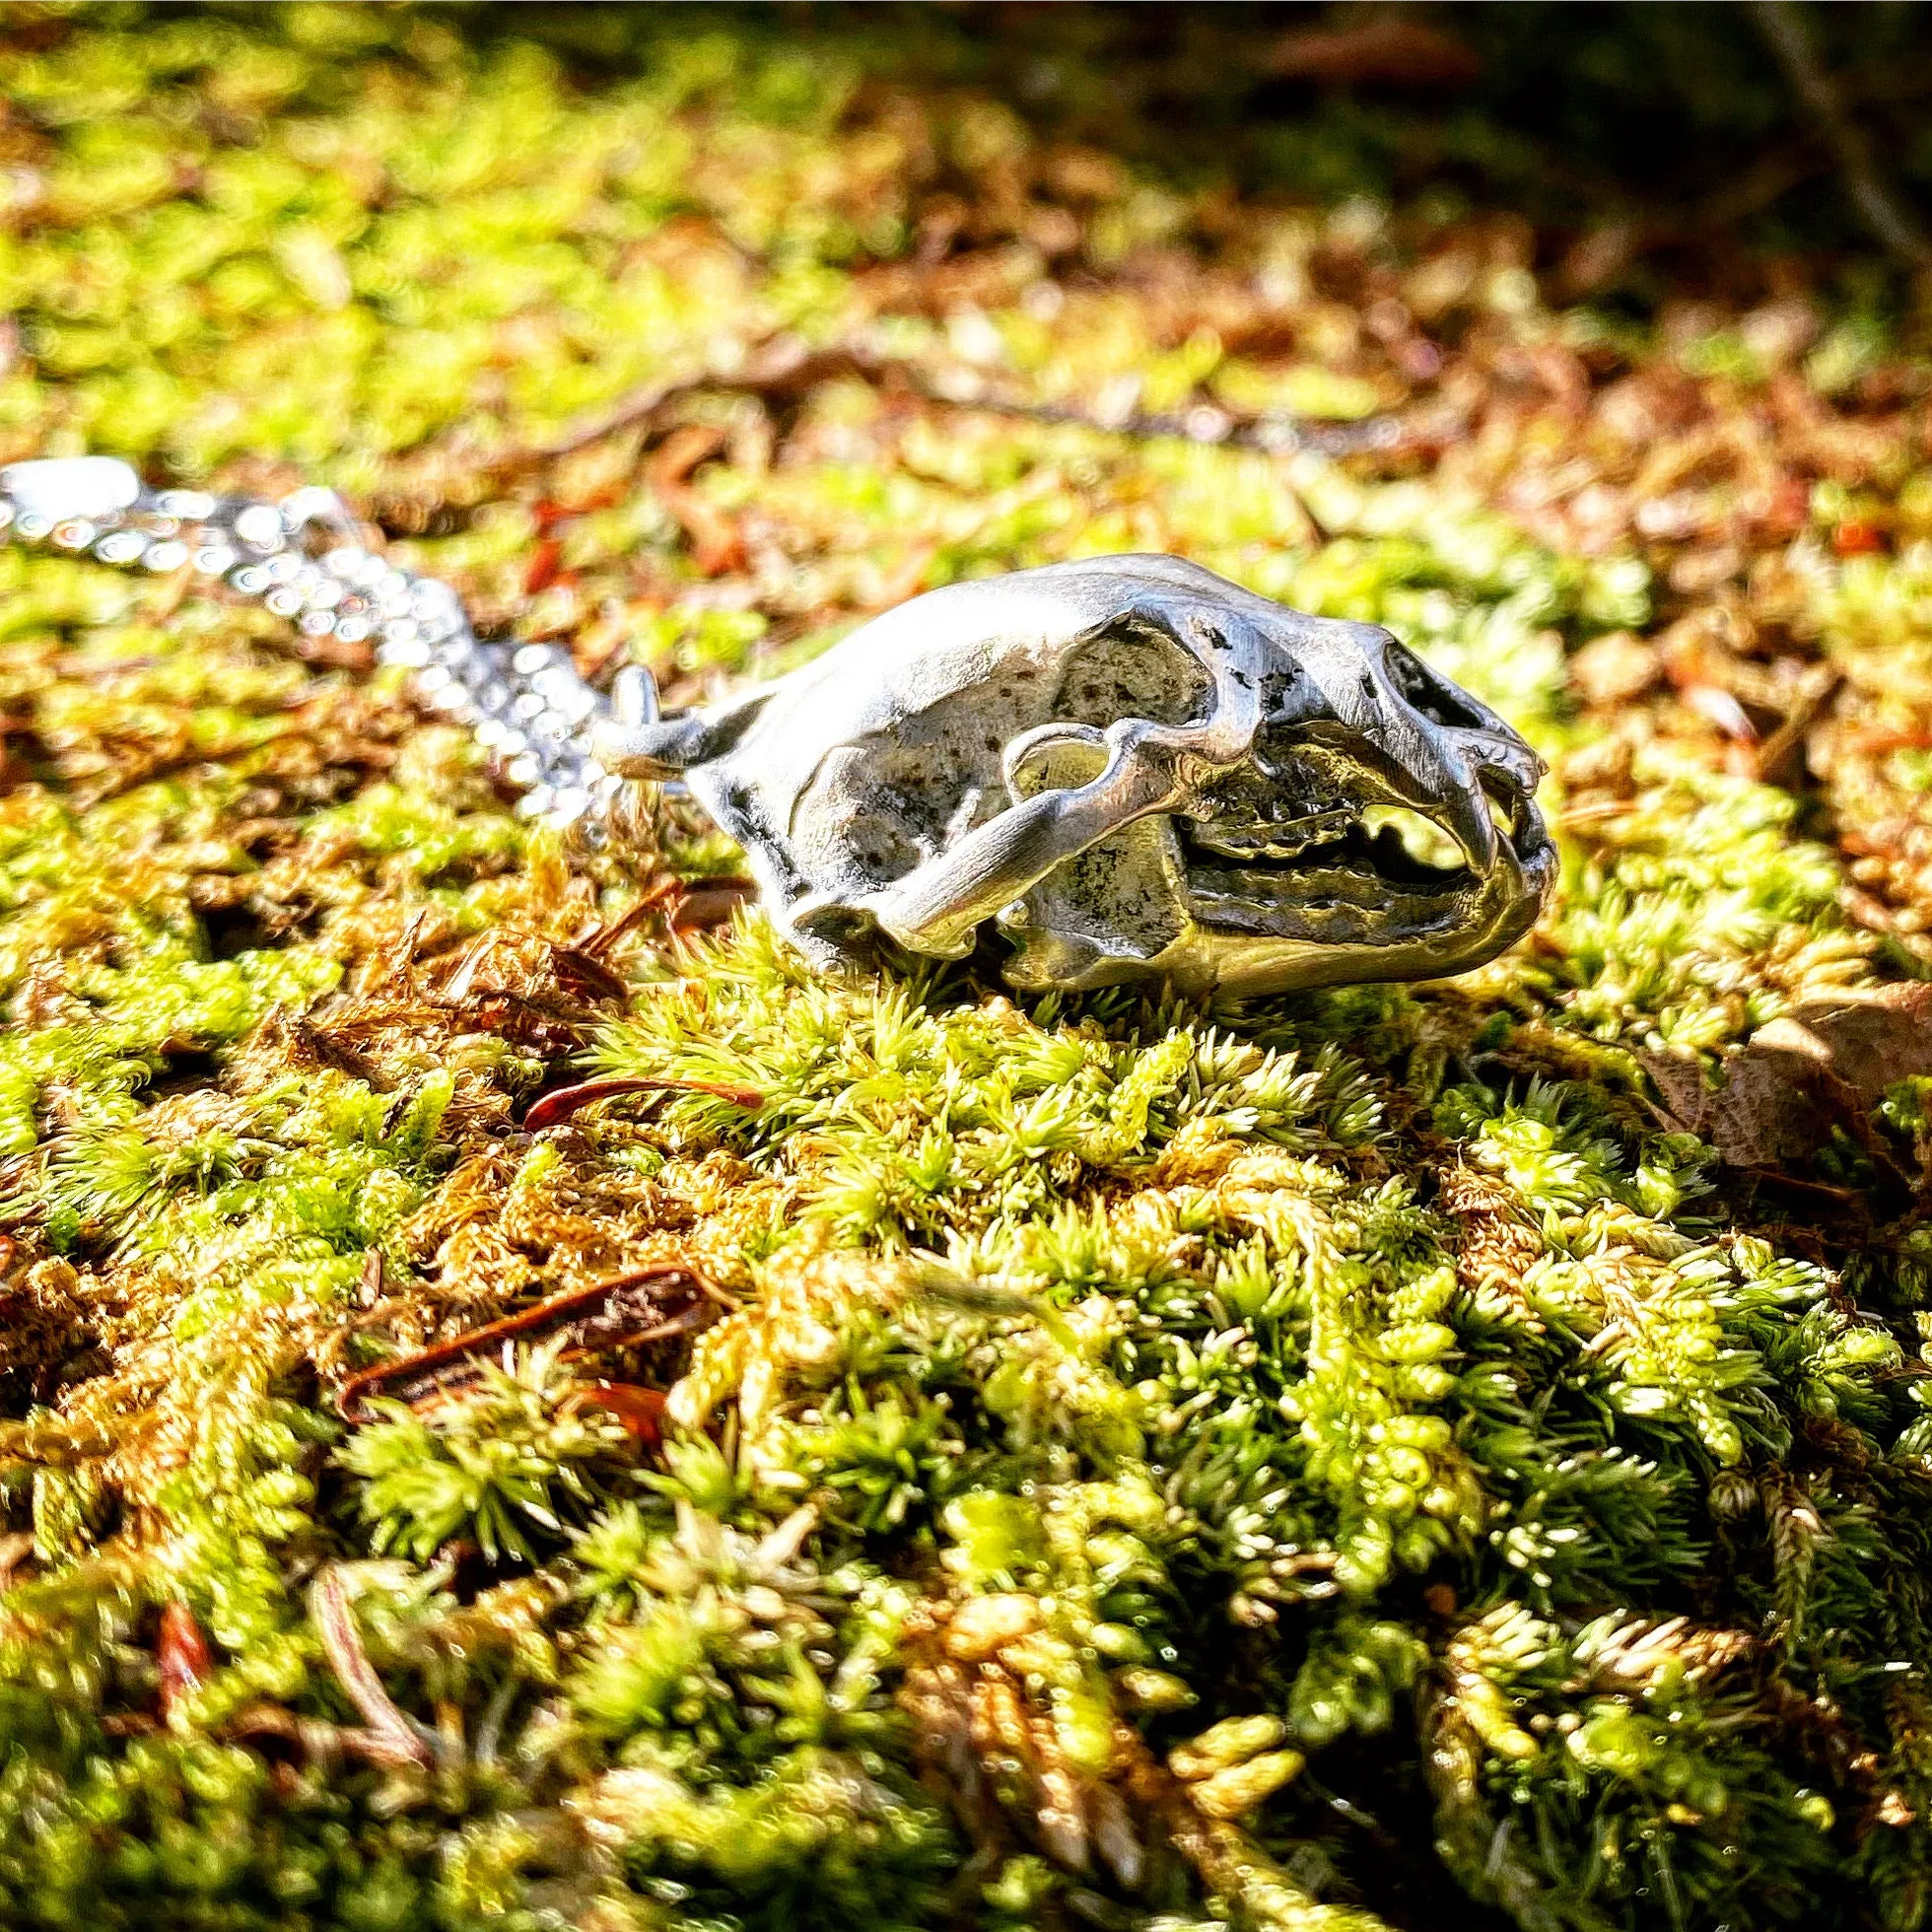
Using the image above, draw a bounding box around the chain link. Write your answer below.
[0,455,634,842]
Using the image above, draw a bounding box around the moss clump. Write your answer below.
[1,6,1931,1930]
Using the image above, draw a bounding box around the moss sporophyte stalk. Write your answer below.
[2,7,1932,1930]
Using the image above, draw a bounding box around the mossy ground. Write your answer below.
[3,6,1932,1929]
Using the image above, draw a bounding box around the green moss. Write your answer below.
[343,1346,636,1566]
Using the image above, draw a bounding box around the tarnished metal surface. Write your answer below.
[596,556,1553,996]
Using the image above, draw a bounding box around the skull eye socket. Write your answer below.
[1052,619,1215,728]
[1382,642,1485,728]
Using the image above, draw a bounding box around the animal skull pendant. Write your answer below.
[594,555,1554,997]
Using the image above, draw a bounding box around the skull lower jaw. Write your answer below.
[999,808,1553,998]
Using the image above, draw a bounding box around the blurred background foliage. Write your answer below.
[493,1,1932,300]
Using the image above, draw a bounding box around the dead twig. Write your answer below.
[1752,0,1932,273]
[1752,662,1844,786]
[522,1071,763,1131]
[545,945,634,1007]
[580,891,670,959]
[501,336,869,474]
[310,1566,437,1769]
[336,1263,723,1423]
[484,330,1402,497]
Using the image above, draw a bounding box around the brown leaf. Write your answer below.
[571,1379,666,1446]
[1771,985,1932,1108]
[667,878,760,934]
[1714,1044,1837,1170]
[1645,1037,1845,1172]
[523,535,566,595]
[158,1601,214,1727]
[1644,985,1932,1176]
[650,425,746,576]
[547,946,633,1007]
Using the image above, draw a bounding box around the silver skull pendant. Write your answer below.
[595,555,1553,998]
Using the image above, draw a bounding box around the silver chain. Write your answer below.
[0,455,647,843]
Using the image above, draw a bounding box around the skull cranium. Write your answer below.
[594,555,1553,997]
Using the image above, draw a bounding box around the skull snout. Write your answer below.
[1378,724,1499,875]
[1261,622,1545,877]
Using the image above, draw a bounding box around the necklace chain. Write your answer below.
[0,455,637,842]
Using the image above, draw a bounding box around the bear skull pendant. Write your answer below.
[595,554,1553,998]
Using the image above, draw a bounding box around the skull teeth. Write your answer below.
[1192,809,1356,862]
